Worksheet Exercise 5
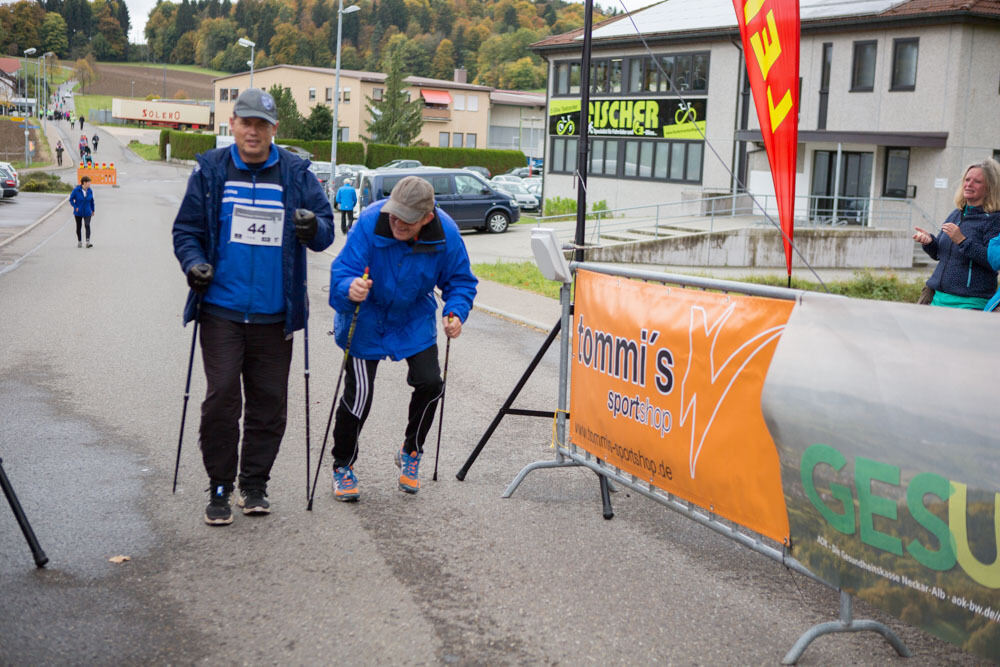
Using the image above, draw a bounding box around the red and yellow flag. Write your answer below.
[733,0,800,276]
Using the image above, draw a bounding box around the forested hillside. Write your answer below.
[0,0,620,90]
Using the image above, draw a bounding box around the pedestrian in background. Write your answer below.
[70,175,95,248]
[326,176,477,501]
[172,88,335,526]
[78,115,84,131]
[335,178,358,234]
[92,133,100,152]
[914,159,1000,308]
[55,140,64,166]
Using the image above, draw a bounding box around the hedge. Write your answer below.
[160,130,216,160]
[365,143,526,175]
[278,139,364,164]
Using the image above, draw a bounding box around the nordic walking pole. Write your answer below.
[307,266,369,511]
[172,298,201,494]
[0,457,49,568]
[432,312,454,482]
[303,279,312,504]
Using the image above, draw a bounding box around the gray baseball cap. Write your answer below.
[233,88,278,125]
[382,176,435,224]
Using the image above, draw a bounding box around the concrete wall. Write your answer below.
[578,227,913,268]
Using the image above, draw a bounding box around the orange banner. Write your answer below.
[733,0,799,275]
[569,270,794,542]
[76,163,117,186]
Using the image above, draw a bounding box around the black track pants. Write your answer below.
[331,344,442,468]
[198,313,293,489]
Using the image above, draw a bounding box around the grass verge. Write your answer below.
[472,261,925,304]
[128,140,161,160]
[74,94,113,121]
[105,62,228,77]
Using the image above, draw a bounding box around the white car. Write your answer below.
[0,161,19,187]
[491,180,538,212]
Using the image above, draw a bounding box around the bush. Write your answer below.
[364,143,525,174]
[280,139,364,163]
[20,172,72,193]
[161,130,216,160]
[543,197,610,219]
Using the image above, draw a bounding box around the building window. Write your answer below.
[439,132,449,147]
[851,41,877,92]
[466,133,477,148]
[230,88,239,99]
[343,88,351,102]
[220,88,229,101]
[890,38,918,91]
[554,61,581,96]
[883,148,910,197]
[551,136,578,173]
[453,133,463,148]
[373,87,383,101]
[308,88,316,101]
[325,87,333,102]
[454,94,465,111]
[468,95,478,111]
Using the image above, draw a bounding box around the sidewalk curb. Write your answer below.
[471,301,554,333]
[0,197,68,250]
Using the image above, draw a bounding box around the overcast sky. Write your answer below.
[125,0,660,45]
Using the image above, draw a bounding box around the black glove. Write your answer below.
[186,263,214,294]
[294,208,317,243]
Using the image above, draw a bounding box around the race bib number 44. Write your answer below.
[230,205,284,246]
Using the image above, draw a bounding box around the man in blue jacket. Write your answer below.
[172,88,334,525]
[328,176,477,501]
[335,178,358,234]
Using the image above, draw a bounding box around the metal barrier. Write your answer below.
[501,261,910,664]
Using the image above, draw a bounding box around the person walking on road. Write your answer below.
[335,178,358,234]
[70,176,95,248]
[55,140,64,166]
[78,115,84,131]
[91,133,99,152]
[326,176,477,501]
[172,88,335,526]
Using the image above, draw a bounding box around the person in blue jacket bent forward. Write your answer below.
[327,175,477,501]
[172,88,334,526]
[69,175,95,248]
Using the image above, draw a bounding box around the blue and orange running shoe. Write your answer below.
[332,466,360,502]
[394,445,421,494]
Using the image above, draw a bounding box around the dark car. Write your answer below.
[507,166,539,178]
[358,167,519,233]
[0,166,18,198]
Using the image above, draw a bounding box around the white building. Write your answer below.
[531,0,1000,226]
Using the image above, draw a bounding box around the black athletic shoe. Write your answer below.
[204,484,233,526]
[237,487,270,515]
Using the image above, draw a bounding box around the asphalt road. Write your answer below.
[0,131,977,664]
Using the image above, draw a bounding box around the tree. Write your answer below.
[40,12,69,57]
[267,84,303,139]
[8,1,45,52]
[302,104,332,141]
[363,47,423,146]
[430,38,455,80]
[73,56,94,92]
[170,31,198,65]
[500,56,543,90]
[194,17,237,68]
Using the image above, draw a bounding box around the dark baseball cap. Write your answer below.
[233,88,278,125]
[382,176,435,223]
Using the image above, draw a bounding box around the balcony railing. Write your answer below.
[422,107,450,121]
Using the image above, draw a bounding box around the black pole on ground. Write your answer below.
[0,458,49,568]
[456,318,562,481]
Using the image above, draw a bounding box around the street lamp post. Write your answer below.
[238,38,256,89]
[22,48,35,165]
[329,1,360,206]
[131,80,135,98]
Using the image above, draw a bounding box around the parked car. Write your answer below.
[492,173,523,184]
[506,166,539,178]
[0,161,20,187]
[358,167,519,233]
[308,160,332,189]
[522,179,542,198]
[491,180,539,212]
[463,165,491,179]
[277,144,312,160]
[0,166,19,198]
[378,159,423,169]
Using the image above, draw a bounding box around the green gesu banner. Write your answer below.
[761,295,1000,661]
[549,98,707,139]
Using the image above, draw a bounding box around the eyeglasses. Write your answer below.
[388,213,420,226]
